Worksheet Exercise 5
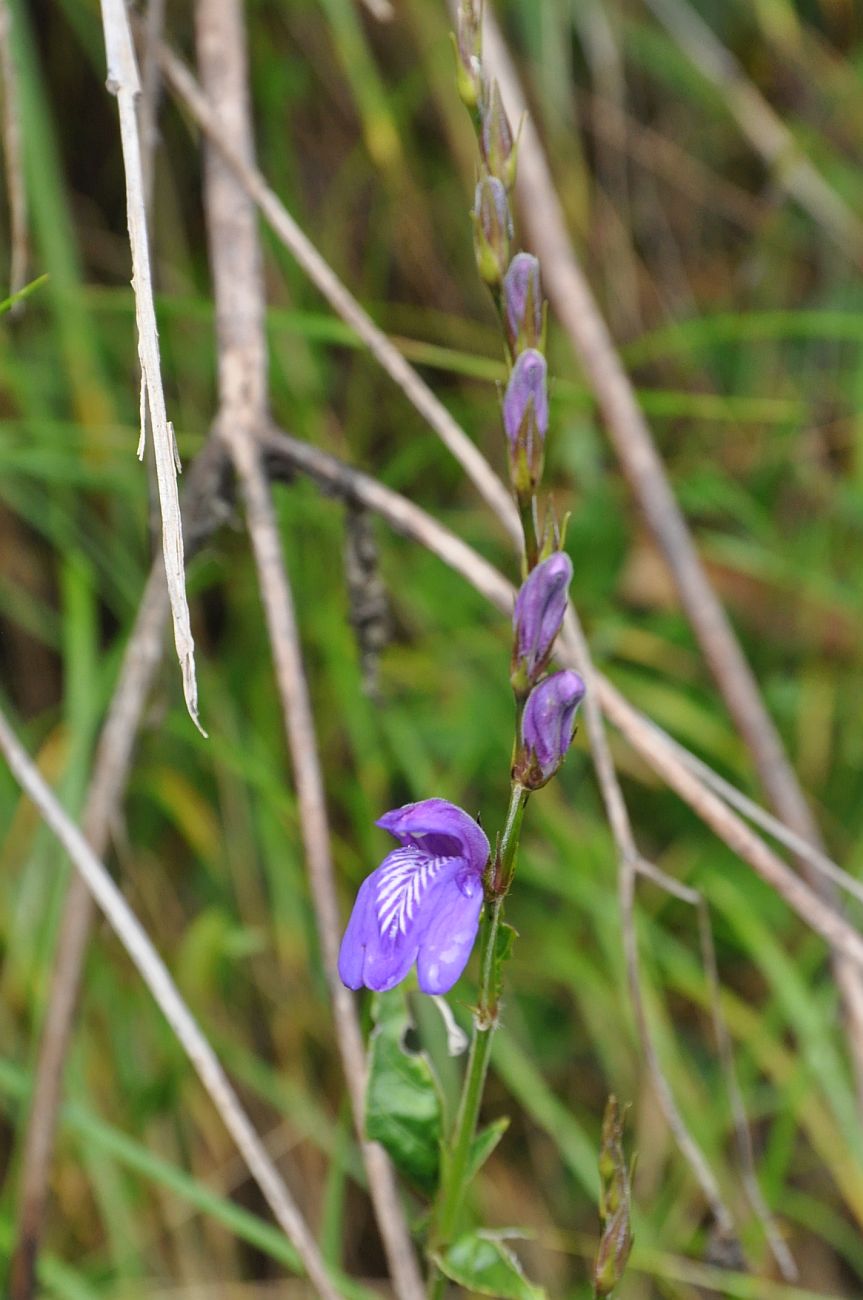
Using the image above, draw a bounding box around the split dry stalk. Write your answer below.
[99,0,202,733]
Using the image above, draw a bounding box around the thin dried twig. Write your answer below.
[634,855,796,1277]
[0,704,344,1300]
[0,0,27,301]
[157,39,519,545]
[643,0,863,263]
[478,5,863,1109]
[194,2,425,1292]
[589,672,863,970]
[686,869,798,1280]
[634,713,863,910]
[99,0,203,733]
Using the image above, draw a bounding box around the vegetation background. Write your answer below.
[2,0,863,1295]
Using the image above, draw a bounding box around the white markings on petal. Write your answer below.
[375,846,451,940]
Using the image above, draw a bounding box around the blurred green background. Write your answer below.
[3,0,863,1295]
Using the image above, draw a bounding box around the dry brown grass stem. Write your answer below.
[99,0,202,734]
[479,4,863,1111]
[194,2,425,1292]
[137,0,167,214]
[0,0,27,301]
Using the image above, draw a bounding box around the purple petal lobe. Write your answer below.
[416,870,484,995]
[337,874,378,990]
[376,798,489,876]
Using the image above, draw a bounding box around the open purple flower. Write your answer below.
[512,550,573,688]
[516,670,586,789]
[338,798,490,995]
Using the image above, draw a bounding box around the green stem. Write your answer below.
[428,784,527,1295]
[518,494,539,572]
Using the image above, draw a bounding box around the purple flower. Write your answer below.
[503,253,543,354]
[516,670,585,789]
[338,798,490,995]
[512,551,573,689]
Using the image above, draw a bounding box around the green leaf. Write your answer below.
[365,987,444,1193]
[433,1230,546,1299]
[467,1116,510,1183]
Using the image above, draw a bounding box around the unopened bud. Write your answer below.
[594,1096,634,1298]
[503,253,544,355]
[473,175,512,287]
[480,80,516,188]
[502,347,547,495]
[511,551,572,693]
[453,0,483,111]
[514,670,585,789]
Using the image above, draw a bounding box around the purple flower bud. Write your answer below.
[473,175,512,287]
[503,348,548,446]
[516,670,585,789]
[512,551,573,690]
[503,253,543,355]
[502,348,548,495]
[338,798,490,995]
[453,1,483,110]
[480,80,516,188]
